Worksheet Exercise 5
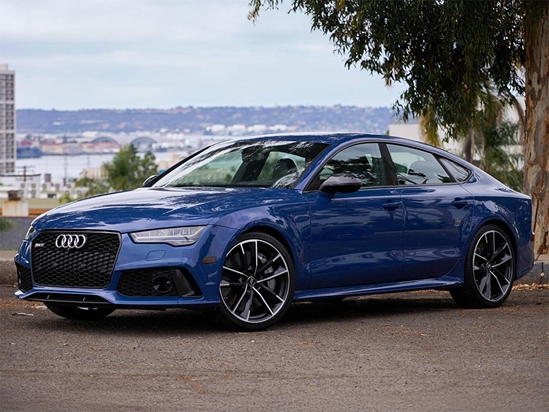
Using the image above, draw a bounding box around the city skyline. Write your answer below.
[1,0,405,110]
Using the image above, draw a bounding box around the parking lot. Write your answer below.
[1,284,547,411]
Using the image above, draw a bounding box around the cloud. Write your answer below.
[0,0,404,109]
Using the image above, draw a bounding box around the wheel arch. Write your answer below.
[240,225,296,267]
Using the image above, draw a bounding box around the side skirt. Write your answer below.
[293,277,463,302]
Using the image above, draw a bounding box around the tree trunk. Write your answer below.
[524,1,549,257]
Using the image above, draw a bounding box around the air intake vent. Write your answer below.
[17,264,33,292]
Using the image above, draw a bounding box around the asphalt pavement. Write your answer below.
[1,284,547,412]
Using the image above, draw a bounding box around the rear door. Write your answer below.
[385,143,474,281]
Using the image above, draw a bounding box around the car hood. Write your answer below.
[31,187,290,232]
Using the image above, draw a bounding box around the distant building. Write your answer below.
[389,118,461,154]
[270,124,288,133]
[0,64,16,174]
[248,124,267,134]
[0,172,41,199]
[389,118,422,142]
[227,124,247,135]
[389,97,524,155]
[208,124,226,135]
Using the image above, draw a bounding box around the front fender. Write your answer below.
[214,199,311,290]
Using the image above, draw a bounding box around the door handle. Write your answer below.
[383,201,401,210]
[452,198,468,208]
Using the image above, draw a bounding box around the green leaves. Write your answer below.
[0,217,14,232]
[102,145,158,192]
[74,171,109,198]
[72,145,158,198]
[250,0,525,139]
[478,120,523,192]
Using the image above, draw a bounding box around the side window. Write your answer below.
[439,158,471,183]
[310,143,386,190]
[387,144,453,185]
[258,151,306,181]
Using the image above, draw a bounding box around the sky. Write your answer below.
[0,0,405,110]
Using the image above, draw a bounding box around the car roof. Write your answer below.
[236,132,388,145]
[230,132,476,170]
[234,132,447,155]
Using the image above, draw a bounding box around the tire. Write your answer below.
[216,232,295,331]
[450,224,515,308]
[45,303,115,320]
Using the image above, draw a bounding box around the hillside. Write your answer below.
[16,106,393,135]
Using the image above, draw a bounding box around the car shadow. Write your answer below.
[35,308,223,336]
[279,292,459,328]
[30,291,459,335]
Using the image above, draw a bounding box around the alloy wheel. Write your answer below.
[471,229,514,302]
[219,234,293,328]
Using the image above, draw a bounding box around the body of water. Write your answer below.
[15,151,188,183]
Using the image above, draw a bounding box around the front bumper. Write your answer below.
[14,225,238,309]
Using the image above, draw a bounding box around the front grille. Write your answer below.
[31,231,121,288]
[17,264,33,292]
[117,267,202,297]
[117,268,180,297]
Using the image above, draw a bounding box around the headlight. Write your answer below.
[24,225,37,240]
[130,226,206,246]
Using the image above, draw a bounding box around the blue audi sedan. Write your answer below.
[15,134,534,330]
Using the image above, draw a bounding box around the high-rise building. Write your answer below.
[0,64,16,174]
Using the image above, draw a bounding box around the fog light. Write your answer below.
[152,276,174,294]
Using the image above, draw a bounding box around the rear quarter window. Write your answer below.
[387,144,453,185]
[439,158,471,183]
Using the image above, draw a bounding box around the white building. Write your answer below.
[389,118,461,155]
[227,124,247,135]
[270,124,288,133]
[248,124,267,134]
[389,97,524,155]
[389,119,422,142]
[0,64,16,174]
[0,172,42,199]
[208,124,226,135]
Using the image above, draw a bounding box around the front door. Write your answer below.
[306,142,405,289]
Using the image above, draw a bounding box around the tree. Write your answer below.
[74,171,110,198]
[249,0,548,256]
[102,145,158,191]
[419,106,441,148]
[0,217,14,232]
[468,113,524,192]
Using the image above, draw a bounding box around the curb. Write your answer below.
[518,260,547,285]
[0,257,546,286]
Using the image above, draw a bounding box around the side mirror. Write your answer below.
[142,175,158,187]
[319,175,362,195]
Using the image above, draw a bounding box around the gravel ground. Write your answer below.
[1,284,547,412]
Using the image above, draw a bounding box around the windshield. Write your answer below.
[153,140,329,188]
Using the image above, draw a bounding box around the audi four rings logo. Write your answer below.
[55,234,88,249]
